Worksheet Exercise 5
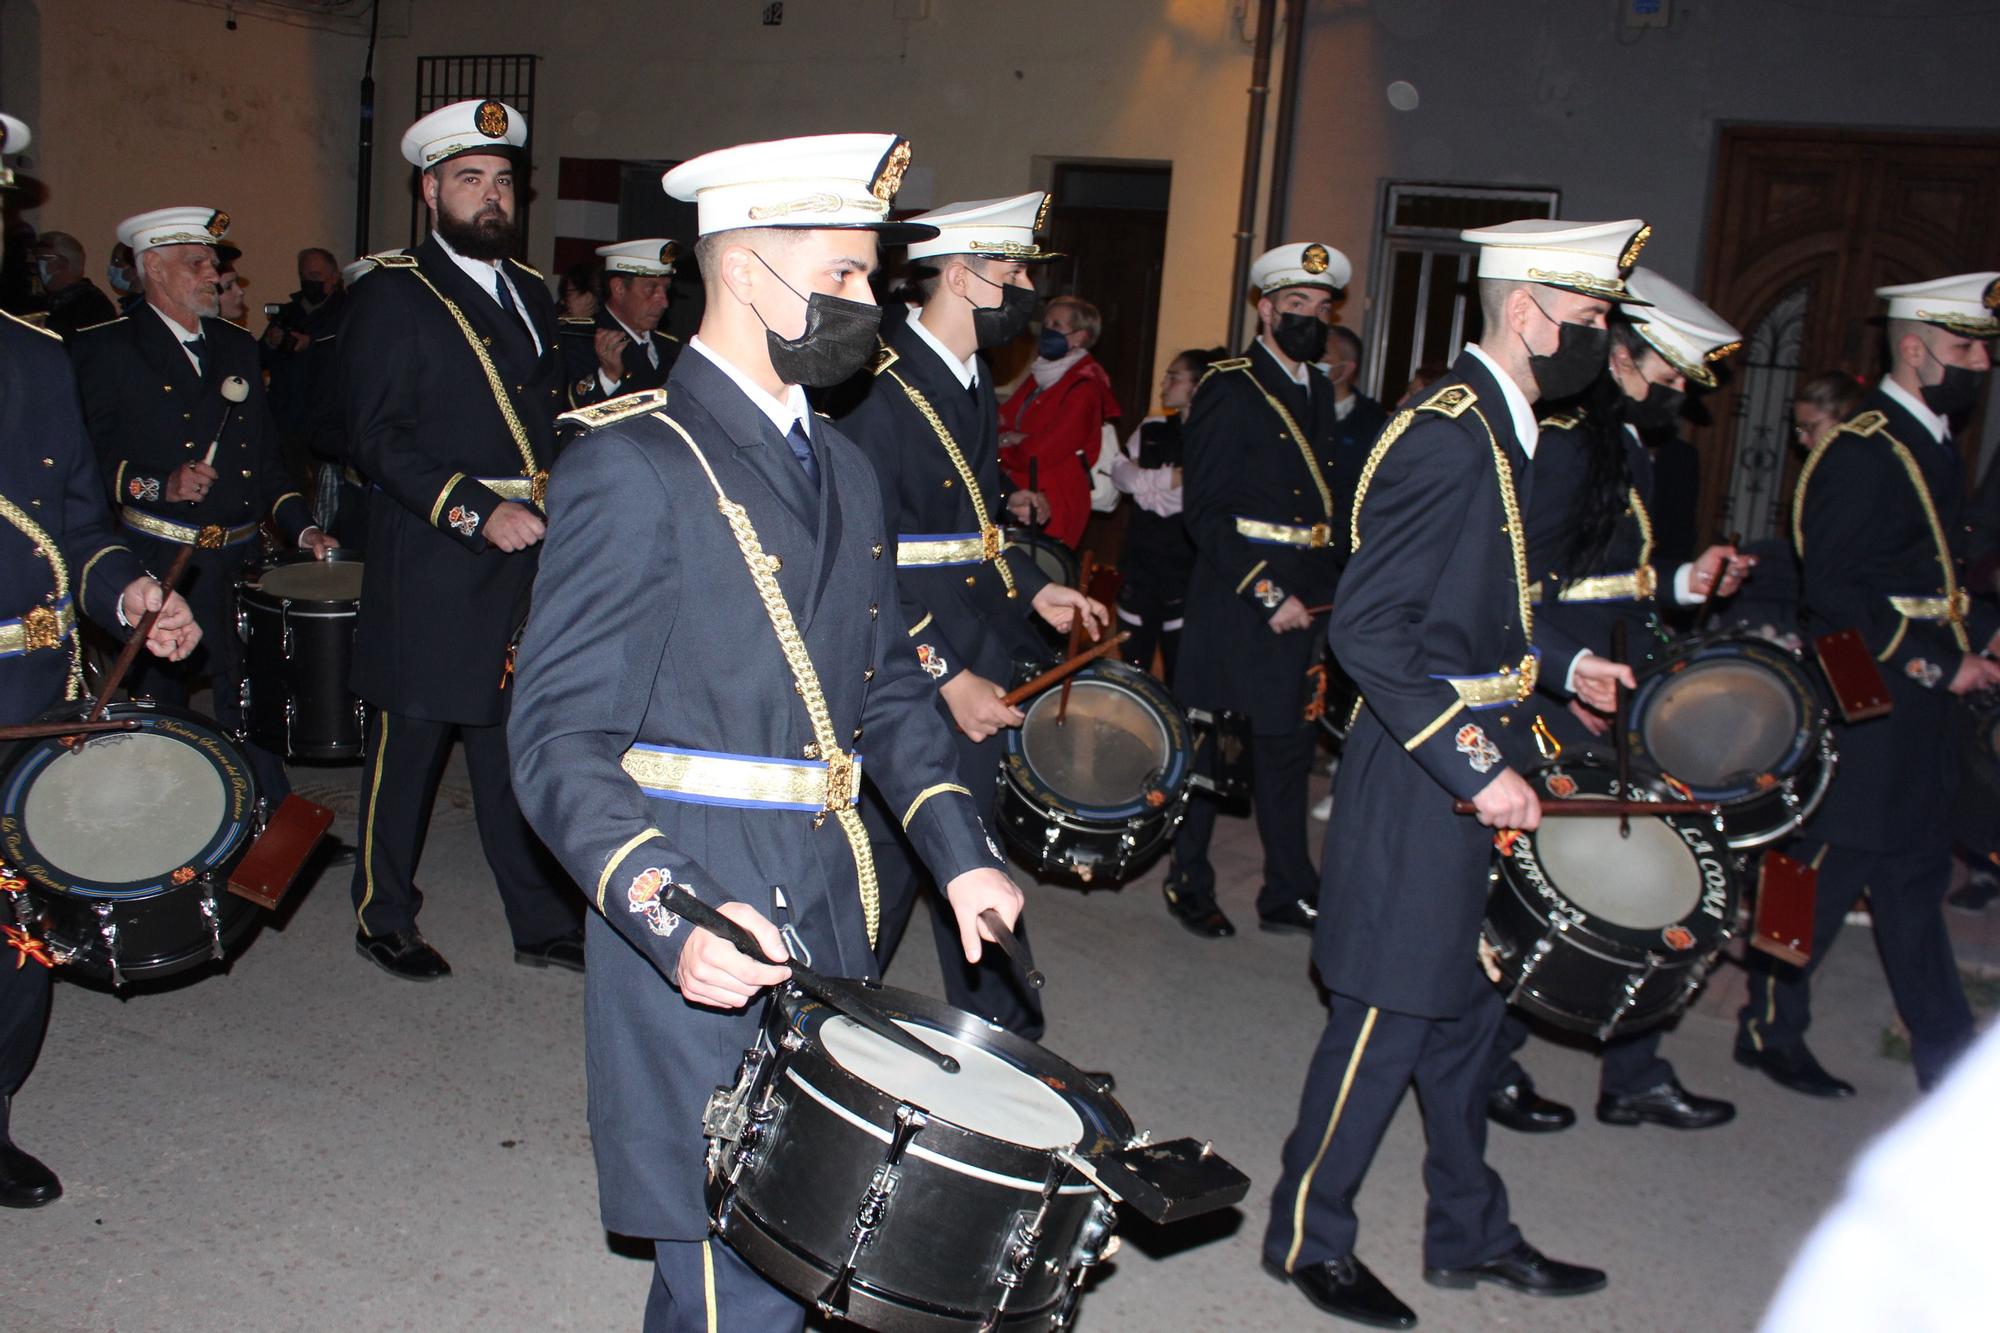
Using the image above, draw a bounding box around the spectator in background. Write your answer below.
[1000,294,1120,548]
[262,247,349,508]
[215,252,248,326]
[1321,323,1388,510]
[1111,346,1223,684]
[555,258,601,321]
[1793,370,1865,451]
[106,241,143,315]
[31,230,117,337]
[1394,359,1448,407]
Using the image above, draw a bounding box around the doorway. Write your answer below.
[1696,126,2000,543]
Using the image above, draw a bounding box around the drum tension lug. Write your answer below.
[819,1104,927,1320]
[199,886,225,961]
[92,901,125,988]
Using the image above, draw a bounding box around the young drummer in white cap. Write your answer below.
[1261,219,1645,1328]
[508,135,1025,1332]
[1739,271,2000,1099]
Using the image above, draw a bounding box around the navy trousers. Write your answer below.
[1488,1010,1676,1099]
[1168,721,1318,918]
[0,956,50,1098]
[1265,985,1522,1273]
[645,1237,805,1333]
[1738,840,1973,1089]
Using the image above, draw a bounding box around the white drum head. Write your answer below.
[1021,680,1168,808]
[1532,800,1701,930]
[820,1017,1084,1150]
[22,733,227,883]
[257,561,364,602]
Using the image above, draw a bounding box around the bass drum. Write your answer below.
[1951,690,2000,865]
[1625,632,1835,849]
[1004,528,1079,591]
[1310,640,1362,751]
[0,701,262,985]
[996,660,1191,883]
[1482,761,1738,1040]
[707,983,1131,1333]
[237,551,369,761]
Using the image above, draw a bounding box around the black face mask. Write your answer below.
[1921,345,1987,421]
[1622,380,1685,431]
[299,280,327,303]
[751,252,883,388]
[963,268,1037,349]
[1272,311,1330,365]
[1520,296,1609,401]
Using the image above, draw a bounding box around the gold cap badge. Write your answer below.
[871,139,912,203]
[1618,224,1652,270]
[1302,244,1330,275]
[205,210,230,238]
[475,100,509,140]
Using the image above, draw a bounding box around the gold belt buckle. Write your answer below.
[530,470,550,510]
[822,751,857,811]
[20,606,60,652]
[979,524,1004,562]
[196,523,227,549]
[1516,653,1539,700]
[1635,567,1658,600]
[1950,588,1969,622]
[1308,522,1331,548]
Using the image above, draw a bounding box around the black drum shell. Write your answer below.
[712,986,1129,1331]
[1482,763,1738,1038]
[996,660,1191,883]
[1,701,261,983]
[237,551,369,762]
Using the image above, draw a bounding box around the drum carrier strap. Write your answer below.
[372,254,550,509]
[649,410,881,948]
[882,363,1017,597]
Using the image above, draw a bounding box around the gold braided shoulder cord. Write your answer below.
[401,269,549,507]
[1791,428,1840,556]
[1466,407,1534,644]
[650,412,880,947]
[0,492,81,698]
[1886,437,1970,652]
[884,368,1016,596]
[1627,487,1656,572]
[1348,408,1416,551]
[1245,377,1335,519]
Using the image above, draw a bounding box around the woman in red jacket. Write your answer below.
[999,295,1120,548]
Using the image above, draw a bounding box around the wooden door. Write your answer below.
[1696,127,2000,545]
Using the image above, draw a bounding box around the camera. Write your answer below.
[263,303,284,319]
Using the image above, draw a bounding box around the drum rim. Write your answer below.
[1,701,259,900]
[1001,660,1191,821]
[239,550,365,611]
[1627,636,1823,799]
[1491,762,1736,958]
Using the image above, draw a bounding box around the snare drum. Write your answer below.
[238,552,369,761]
[1483,762,1738,1040]
[997,660,1192,882]
[1004,528,1079,590]
[706,983,1131,1333]
[1625,632,1836,849]
[0,701,262,985]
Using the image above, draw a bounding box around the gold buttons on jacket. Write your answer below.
[871,543,883,559]
[868,603,879,619]
[40,457,52,467]
[863,667,875,681]
[965,575,976,586]
[942,478,953,488]
[803,743,819,759]
[852,727,863,742]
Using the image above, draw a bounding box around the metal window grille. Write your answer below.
[1361,183,1559,401]
[408,54,538,248]
[1720,282,1810,544]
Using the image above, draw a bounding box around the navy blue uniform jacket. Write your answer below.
[508,348,1006,1240]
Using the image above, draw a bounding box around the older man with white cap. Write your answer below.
[336,97,581,983]
[1261,219,1643,1328]
[837,190,1106,1043]
[508,133,1025,1331]
[560,237,683,409]
[1737,271,2000,1099]
[1482,266,1752,1139]
[1167,240,1354,940]
[67,204,331,813]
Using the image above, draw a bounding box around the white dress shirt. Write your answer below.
[686,336,812,439]
[433,228,541,356]
[1879,374,1950,445]
[909,308,980,391]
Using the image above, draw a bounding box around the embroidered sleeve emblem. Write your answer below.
[916,643,948,680]
[127,476,161,502]
[1253,577,1286,610]
[447,504,480,536]
[626,867,683,938]
[1905,657,1943,689]
[1455,723,1501,774]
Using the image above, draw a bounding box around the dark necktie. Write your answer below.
[785,420,821,489]
[183,335,206,376]
[492,274,535,352]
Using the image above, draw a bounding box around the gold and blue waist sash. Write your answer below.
[0,596,75,659]
[1432,650,1540,710]
[1528,568,1657,605]
[120,507,260,549]
[1890,590,1969,624]
[896,524,1005,568]
[621,742,864,813]
[1234,516,1334,549]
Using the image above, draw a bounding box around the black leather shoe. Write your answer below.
[514,930,585,974]
[1164,885,1235,938]
[0,1099,61,1210]
[1597,1078,1735,1129]
[354,929,451,981]
[1424,1240,1606,1296]
[1486,1079,1575,1133]
[1264,1256,1415,1329]
[1258,898,1319,936]
[1734,1042,1854,1098]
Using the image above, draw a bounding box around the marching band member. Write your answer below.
[1738,271,2000,1096]
[1263,219,1643,1327]
[508,133,1025,1332]
[561,237,682,409]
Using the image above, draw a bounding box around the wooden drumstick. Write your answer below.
[999,632,1130,708]
[1451,798,1719,817]
[1057,551,1097,726]
[979,909,1044,989]
[0,719,141,744]
[1694,530,1744,631]
[202,376,252,465]
[79,543,198,733]
[1612,619,1632,839]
